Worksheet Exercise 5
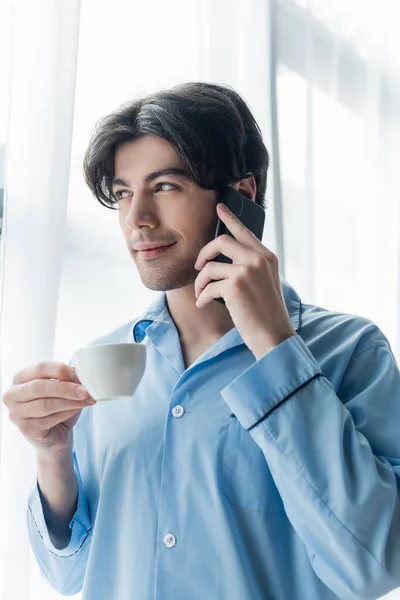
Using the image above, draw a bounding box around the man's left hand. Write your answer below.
[194,202,296,360]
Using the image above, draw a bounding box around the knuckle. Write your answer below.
[268,251,278,265]
[59,363,73,381]
[28,379,44,398]
[238,265,251,279]
[253,254,266,268]
[35,361,48,377]
[2,390,11,408]
[232,276,245,292]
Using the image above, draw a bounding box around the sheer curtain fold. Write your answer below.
[274,0,400,361]
[0,1,276,598]
[0,1,81,598]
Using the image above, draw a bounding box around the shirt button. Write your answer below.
[163,533,176,548]
[172,405,185,418]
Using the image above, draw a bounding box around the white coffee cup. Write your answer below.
[71,342,146,401]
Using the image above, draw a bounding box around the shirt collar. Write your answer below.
[132,276,302,344]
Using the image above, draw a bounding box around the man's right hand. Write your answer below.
[3,361,97,458]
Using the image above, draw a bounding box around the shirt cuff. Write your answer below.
[27,452,91,557]
[221,334,322,430]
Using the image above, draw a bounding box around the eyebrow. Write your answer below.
[112,167,191,188]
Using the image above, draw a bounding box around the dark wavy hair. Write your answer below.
[83,82,270,210]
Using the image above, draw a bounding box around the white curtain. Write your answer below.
[0,1,82,598]
[0,0,275,598]
[273,0,400,362]
[0,0,399,599]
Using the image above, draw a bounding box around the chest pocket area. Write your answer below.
[221,415,285,514]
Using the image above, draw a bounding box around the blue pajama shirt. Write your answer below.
[27,277,400,599]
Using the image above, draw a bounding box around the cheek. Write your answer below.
[184,216,216,247]
[199,209,218,240]
[185,203,218,234]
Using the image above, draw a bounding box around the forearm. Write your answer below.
[222,337,400,598]
[36,450,78,550]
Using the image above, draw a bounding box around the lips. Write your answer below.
[134,242,175,252]
[135,242,176,260]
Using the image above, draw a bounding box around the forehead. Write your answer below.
[114,135,182,175]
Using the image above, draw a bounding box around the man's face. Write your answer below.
[113,135,219,292]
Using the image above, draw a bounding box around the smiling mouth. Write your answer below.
[135,242,177,260]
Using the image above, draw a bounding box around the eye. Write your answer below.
[114,190,131,200]
[155,182,179,192]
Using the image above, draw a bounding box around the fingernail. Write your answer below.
[75,386,89,398]
[86,398,97,405]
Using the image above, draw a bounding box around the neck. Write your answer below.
[165,285,235,346]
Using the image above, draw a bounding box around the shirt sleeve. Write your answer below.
[221,333,400,600]
[26,450,92,595]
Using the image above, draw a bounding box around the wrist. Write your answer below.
[252,330,297,361]
[36,447,73,468]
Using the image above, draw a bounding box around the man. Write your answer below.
[4,82,400,599]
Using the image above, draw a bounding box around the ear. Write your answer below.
[232,172,257,202]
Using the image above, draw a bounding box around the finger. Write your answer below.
[10,396,95,421]
[195,235,253,270]
[9,379,91,404]
[215,203,266,249]
[194,262,240,300]
[19,408,84,436]
[196,280,225,309]
[12,361,79,386]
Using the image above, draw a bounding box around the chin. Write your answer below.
[138,268,197,292]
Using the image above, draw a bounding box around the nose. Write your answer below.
[122,190,158,231]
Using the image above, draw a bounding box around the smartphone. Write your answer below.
[211,187,266,305]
